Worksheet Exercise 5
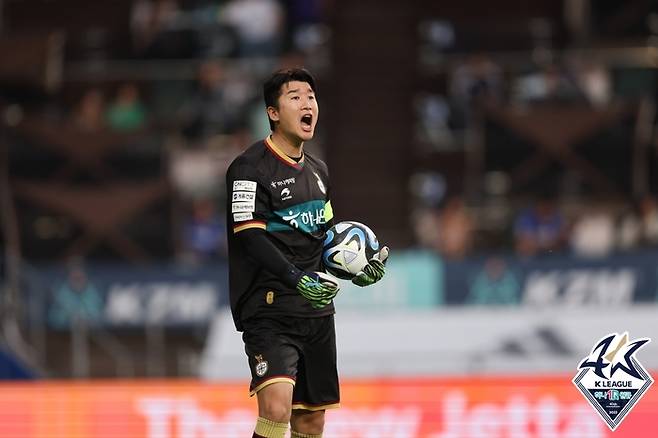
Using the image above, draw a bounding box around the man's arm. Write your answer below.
[237,228,302,288]
[237,228,339,307]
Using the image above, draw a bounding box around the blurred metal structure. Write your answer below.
[632,98,656,197]
[0,107,42,376]
[70,317,135,378]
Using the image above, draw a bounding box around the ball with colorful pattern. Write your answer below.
[322,221,380,280]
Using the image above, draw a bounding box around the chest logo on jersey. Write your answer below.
[313,171,326,195]
[272,200,327,233]
[270,177,296,189]
[282,208,325,230]
[280,187,292,201]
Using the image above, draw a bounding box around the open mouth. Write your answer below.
[301,114,313,131]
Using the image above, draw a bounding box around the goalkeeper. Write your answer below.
[225,68,388,438]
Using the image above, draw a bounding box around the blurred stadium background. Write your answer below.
[1,0,658,436]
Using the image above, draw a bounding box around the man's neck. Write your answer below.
[270,132,303,158]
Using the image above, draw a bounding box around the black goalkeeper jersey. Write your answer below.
[226,136,335,331]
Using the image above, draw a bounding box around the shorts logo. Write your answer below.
[254,354,268,377]
[573,332,653,430]
[280,188,292,201]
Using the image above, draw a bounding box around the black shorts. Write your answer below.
[242,315,340,411]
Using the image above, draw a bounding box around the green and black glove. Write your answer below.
[352,246,389,287]
[297,271,340,309]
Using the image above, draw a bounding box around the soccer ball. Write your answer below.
[322,221,380,279]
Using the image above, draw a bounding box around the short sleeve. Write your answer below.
[226,162,271,234]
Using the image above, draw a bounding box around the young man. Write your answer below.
[225,68,388,438]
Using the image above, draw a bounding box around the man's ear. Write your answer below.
[267,106,279,123]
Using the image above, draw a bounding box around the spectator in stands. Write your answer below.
[616,195,658,250]
[49,262,104,330]
[131,0,187,57]
[411,207,442,252]
[514,195,568,257]
[640,195,658,246]
[179,60,240,141]
[450,55,503,107]
[450,55,503,126]
[283,0,328,56]
[180,198,227,264]
[437,196,474,259]
[570,203,615,258]
[409,171,446,252]
[415,93,455,150]
[513,64,586,104]
[616,201,643,251]
[105,83,147,132]
[221,0,285,58]
[468,257,520,305]
[572,60,611,108]
[72,88,106,131]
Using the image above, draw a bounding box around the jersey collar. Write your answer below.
[264,135,305,170]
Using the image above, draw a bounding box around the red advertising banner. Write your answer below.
[0,374,655,437]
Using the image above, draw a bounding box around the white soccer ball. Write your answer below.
[322,221,380,279]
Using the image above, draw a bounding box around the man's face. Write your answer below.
[268,80,319,142]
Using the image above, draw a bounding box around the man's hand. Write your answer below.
[352,246,389,287]
[297,272,340,309]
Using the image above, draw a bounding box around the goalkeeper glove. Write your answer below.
[352,246,389,287]
[297,271,340,309]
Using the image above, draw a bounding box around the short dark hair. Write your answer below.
[263,68,317,131]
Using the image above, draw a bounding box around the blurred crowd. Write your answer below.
[412,190,658,260]
[4,0,657,265]
[416,54,615,152]
[4,0,331,267]
[411,51,658,260]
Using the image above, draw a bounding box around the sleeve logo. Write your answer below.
[232,201,255,213]
[233,212,253,222]
[233,180,257,192]
[232,191,256,202]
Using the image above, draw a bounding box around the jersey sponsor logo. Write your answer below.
[283,210,301,228]
[573,332,653,430]
[268,200,327,234]
[233,212,253,222]
[232,201,255,213]
[232,191,255,202]
[233,180,257,192]
[270,177,296,189]
[280,187,292,201]
[312,171,326,194]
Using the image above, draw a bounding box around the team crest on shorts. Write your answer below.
[573,332,653,430]
[254,354,268,377]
